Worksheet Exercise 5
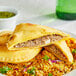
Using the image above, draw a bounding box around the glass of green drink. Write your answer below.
[56,0,76,20]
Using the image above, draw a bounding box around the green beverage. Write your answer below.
[56,0,76,20]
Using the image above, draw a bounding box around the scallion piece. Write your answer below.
[0,66,12,74]
[48,73,53,76]
[72,49,76,53]
[43,55,50,61]
[27,67,36,75]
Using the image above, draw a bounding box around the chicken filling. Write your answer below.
[47,44,66,59]
[14,34,63,48]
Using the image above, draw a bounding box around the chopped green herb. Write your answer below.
[27,69,31,73]
[23,66,26,68]
[0,66,12,74]
[72,49,76,53]
[72,62,74,65]
[27,67,36,75]
[43,55,50,61]
[31,67,35,70]
[48,73,53,76]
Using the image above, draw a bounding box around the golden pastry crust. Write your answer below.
[7,23,70,50]
[0,45,41,63]
[0,31,12,45]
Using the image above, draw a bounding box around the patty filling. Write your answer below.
[14,34,63,48]
[46,44,66,59]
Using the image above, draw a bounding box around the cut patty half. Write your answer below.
[7,23,70,50]
[45,39,73,63]
[0,31,41,63]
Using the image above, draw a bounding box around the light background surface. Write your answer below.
[0,0,76,35]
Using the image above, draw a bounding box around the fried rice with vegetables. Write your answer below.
[0,47,76,76]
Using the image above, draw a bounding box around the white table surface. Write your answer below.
[0,0,76,76]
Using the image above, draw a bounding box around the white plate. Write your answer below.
[0,30,75,76]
